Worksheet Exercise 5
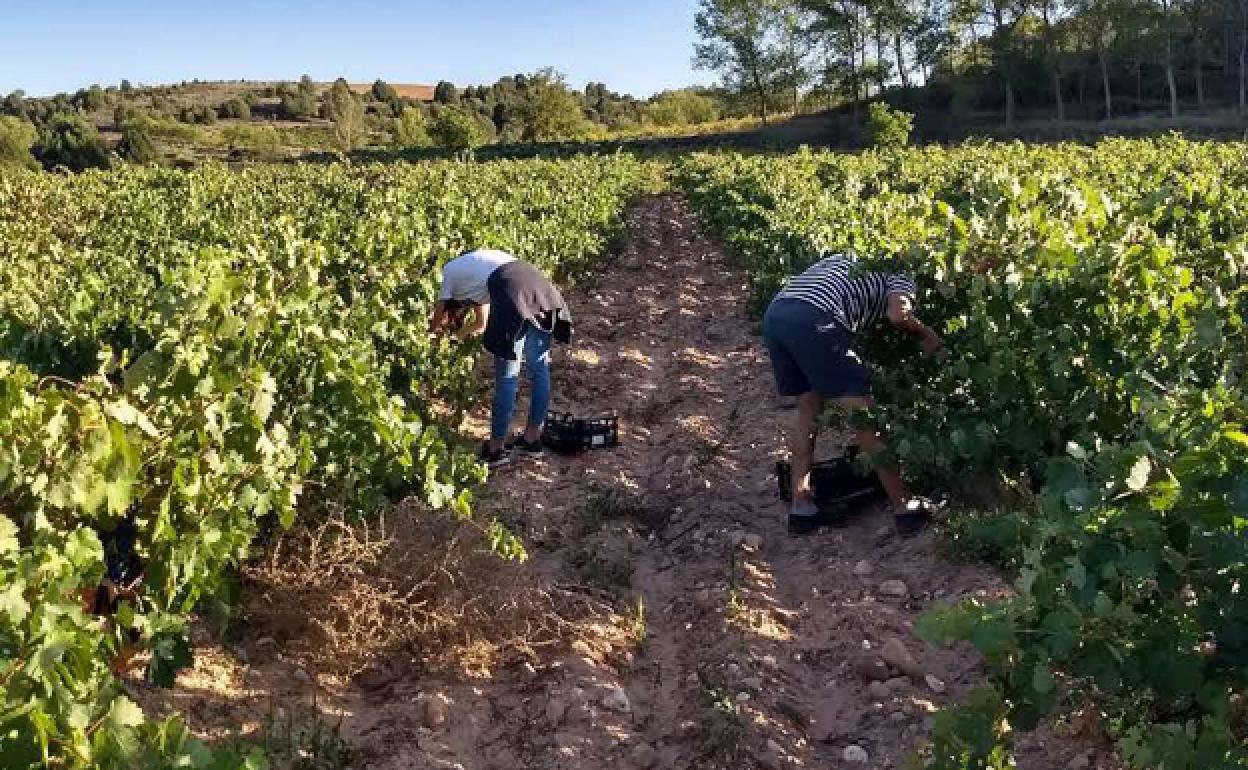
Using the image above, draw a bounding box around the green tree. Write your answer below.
[393,105,433,147]
[865,101,914,147]
[433,80,459,104]
[73,85,109,112]
[323,78,367,151]
[35,113,110,171]
[117,123,159,164]
[372,79,400,103]
[222,123,281,158]
[0,116,39,170]
[512,71,593,141]
[280,76,320,119]
[219,98,251,120]
[646,89,722,125]
[429,106,488,150]
[3,90,29,120]
[694,0,805,121]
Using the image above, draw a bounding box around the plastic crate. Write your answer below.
[541,412,619,455]
[776,447,886,506]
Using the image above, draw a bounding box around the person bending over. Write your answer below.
[762,253,942,532]
[429,248,571,468]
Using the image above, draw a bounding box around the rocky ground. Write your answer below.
[133,195,1117,770]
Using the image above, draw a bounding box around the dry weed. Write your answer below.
[241,502,623,679]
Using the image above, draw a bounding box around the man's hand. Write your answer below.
[920,330,944,357]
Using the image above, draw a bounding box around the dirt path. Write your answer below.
[346,195,1097,770]
[139,195,1105,770]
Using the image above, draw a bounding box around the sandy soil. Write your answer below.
[131,195,1115,770]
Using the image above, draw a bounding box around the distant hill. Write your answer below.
[347,83,434,102]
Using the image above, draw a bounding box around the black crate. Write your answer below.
[541,412,619,455]
[776,447,887,507]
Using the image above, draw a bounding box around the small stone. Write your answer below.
[886,677,910,694]
[630,742,658,768]
[735,691,752,703]
[727,663,742,676]
[546,698,569,725]
[742,533,764,551]
[766,739,784,754]
[880,637,923,677]
[853,560,874,577]
[889,711,908,723]
[520,662,538,678]
[879,579,909,599]
[1067,753,1092,770]
[761,655,779,668]
[925,674,947,694]
[853,655,891,682]
[867,681,891,701]
[741,676,764,692]
[685,672,700,685]
[843,744,870,763]
[601,687,632,713]
[423,693,449,729]
[875,525,893,539]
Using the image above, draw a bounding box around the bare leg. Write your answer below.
[791,391,823,506]
[834,395,909,507]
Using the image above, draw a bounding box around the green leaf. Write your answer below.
[0,515,18,555]
[0,581,30,623]
[1126,456,1152,492]
[106,695,146,730]
[64,528,102,568]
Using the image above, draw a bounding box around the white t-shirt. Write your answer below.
[438,249,517,304]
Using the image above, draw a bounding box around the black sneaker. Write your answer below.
[478,443,511,469]
[787,499,851,536]
[894,499,937,537]
[505,434,544,457]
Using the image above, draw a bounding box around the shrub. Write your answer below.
[371,79,399,103]
[35,113,110,171]
[117,124,159,164]
[646,89,721,126]
[222,123,281,157]
[393,106,432,148]
[179,105,217,125]
[0,115,39,170]
[323,79,366,151]
[218,98,251,120]
[429,106,488,151]
[865,102,914,149]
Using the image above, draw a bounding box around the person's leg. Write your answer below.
[833,394,909,507]
[523,327,553,442]
[489,338,526,452]
[791,391,824,507]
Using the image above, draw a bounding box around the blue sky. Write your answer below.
[2,1,711,98]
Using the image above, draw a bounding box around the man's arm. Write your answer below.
[429,299,452,334]
[886,293,943,355]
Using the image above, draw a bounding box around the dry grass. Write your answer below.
[241,503,624,679]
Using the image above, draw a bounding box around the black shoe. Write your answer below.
[894,499,937,537]
[787,501,851,536]
[478,443,511,469]
[505,434,544,457]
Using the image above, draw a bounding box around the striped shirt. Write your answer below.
[776,254,917,333]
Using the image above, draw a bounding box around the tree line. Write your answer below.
[0,73,733,170]
[694,0,1248,126]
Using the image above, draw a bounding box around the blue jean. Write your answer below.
[491,324,552,442]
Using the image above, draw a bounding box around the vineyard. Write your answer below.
[0,137,1245,770]
[675,138,1248,768]
[0,157,658,768]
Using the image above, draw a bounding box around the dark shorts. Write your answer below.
[762,298,869,399]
